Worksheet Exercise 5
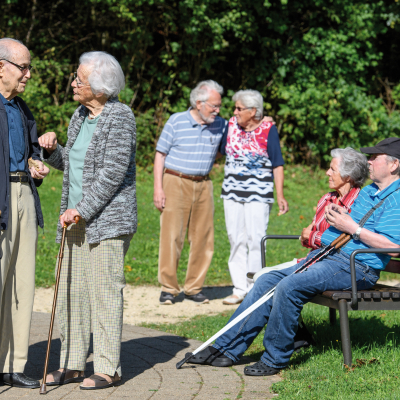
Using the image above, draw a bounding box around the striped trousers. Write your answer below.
[56,221,132,377]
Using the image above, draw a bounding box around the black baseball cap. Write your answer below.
[360,137,400,159]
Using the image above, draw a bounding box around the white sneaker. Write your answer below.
[222,294,245,305]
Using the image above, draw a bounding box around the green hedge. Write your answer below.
[1,0,400,167]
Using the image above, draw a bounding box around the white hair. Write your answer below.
[232,90,264,120]
[386,155,400,176]
[330,147,369,187]
[189,80,223,108]
[79,51,125,98]
[0,38,26,60]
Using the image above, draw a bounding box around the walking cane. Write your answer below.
[176,233,351,369]
[39,215,80,394]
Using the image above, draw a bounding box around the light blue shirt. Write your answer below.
[156,108,228,176]
[68,115,100,209]
[321,179,400,270]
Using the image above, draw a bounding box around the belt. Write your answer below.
[10,174,29,183]
[164,168,209,182]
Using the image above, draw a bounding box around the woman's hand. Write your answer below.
[300,222,314,245]
[29,160,50,179]
[277,196,289,216]
[325,203,358,234]
[60,209,81,228]
[39,132,58,153]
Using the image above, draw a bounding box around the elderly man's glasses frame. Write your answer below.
[0,59,32,73]
[203,101,221,111]
[73,72,90,88]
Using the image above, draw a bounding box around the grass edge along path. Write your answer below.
[142,303,400,400]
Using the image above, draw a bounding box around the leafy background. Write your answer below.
[1,0,400,167]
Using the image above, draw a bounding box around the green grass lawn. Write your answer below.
[36,163,397,286]
[143,304,400,399]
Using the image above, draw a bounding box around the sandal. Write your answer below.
[80,373,122,390]
[244,360,281,376]
[46,369,85,386]
[186,346,233,367]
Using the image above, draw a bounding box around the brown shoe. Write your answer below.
[46,369,85,386]
[80,372,122,390]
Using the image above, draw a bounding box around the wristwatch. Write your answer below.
[352,226,362,241]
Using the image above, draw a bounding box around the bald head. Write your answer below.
[0,38,27,60]
[0,38,31,100]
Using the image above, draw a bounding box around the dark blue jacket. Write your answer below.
[0,96,44,230]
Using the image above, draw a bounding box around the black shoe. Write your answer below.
[244,360,282,376]
[159,291,175,305]
[293,321,316,352]
[1,373,40,388]
[184,291,209,304]
[186,346,233,367]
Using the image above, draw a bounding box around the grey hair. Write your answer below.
[189,80,224,108]
[79,51,125,98]
[0,38,26,60]
[330,147,369,187]
[232,90,264,120]
[385,155,400,176]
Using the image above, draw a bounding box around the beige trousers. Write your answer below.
[158,173,214,296]
[0,179,37,373]
[57,221,132,377]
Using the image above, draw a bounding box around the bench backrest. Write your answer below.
[385,259,400,274]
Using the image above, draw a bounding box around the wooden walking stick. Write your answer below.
[39,215,80,394]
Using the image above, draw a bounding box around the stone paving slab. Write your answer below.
[0,312,280,399]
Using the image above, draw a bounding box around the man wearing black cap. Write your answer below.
[189,138,400,376]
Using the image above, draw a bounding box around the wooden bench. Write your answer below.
[261,235,400,366]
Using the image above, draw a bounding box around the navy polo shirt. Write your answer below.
[0,92,26,171]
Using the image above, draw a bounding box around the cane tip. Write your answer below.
[176,352,193,369]
[39,383,47,394]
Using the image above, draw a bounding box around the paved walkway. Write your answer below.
[0,312,280,399]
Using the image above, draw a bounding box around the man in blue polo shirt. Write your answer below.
[154,80,227,305]
[0,38,49,389]
[188,138,400,376]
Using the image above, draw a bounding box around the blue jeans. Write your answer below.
[213,249,380,369]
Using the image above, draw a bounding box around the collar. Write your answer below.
[368,178,400,199]
[186,107,201,127]
[335,187,361,207]
[0,92,17,107]
[0,92,8,105]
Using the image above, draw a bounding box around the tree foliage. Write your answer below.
[1,0,400,166]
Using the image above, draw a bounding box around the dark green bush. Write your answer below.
[1,0,400,167]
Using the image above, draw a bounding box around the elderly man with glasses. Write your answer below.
[154,80,228,305]
[0,38,49,389]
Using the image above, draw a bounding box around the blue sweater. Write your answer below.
[0,96,44,230]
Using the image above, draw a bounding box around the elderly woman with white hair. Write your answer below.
[39,51,136,389]
[221,90,289,305]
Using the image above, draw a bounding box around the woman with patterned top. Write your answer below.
[220,90,289,305]
[253,147,369,280]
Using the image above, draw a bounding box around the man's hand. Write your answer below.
[325,203,358,234]
[300,222,314,245]
[154,188,166,212]
[29,160,50,179]
[39,132,58,152]
[60,209,81,228]
[262,116,275,123]
[277,196,289,216]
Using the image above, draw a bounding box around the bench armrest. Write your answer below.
[261,235,299,269]
[349,248,400,308]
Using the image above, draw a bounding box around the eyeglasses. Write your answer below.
[203,102,221,110]
[234,106,253,112]
[0,59,32,73]
[73,72,90,88]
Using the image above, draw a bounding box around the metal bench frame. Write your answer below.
[261,235,400,366]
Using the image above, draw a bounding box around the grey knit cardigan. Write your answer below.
[44,97,137,244]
